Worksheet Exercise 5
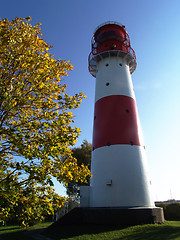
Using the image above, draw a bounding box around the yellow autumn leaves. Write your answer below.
[0,17,91,226]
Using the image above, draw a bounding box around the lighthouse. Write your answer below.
[79,22,164,225]
[88,22,154,208]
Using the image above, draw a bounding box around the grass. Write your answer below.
[43,221,180,240]
[0,222,51,240]
[0,221,180,240]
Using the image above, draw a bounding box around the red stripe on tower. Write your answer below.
[92,95,141,150]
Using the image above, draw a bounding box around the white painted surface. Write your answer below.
[90,145,155,207]
[80,186,90,207]
[95,57,135,102]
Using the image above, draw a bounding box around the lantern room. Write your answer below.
[88,22,137,77]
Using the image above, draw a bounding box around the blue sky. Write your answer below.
[1,0,180,201]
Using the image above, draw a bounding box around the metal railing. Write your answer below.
[88,47,137,77]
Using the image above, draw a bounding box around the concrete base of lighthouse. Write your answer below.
[52,207,164,226]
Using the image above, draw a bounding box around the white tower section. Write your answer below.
[86,22,155,208]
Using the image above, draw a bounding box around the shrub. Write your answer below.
[156,203,180,220]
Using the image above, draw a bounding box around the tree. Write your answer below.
[0,17,91,226]
[65,140,92,199]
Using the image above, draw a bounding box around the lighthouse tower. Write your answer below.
[87,22,154,208]
[79,22,164,225]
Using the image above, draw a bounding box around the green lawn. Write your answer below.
[0,222,51,240]
[44,221,180,240]
[0,221,180,240]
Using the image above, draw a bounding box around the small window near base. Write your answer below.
[106,179,112,186]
